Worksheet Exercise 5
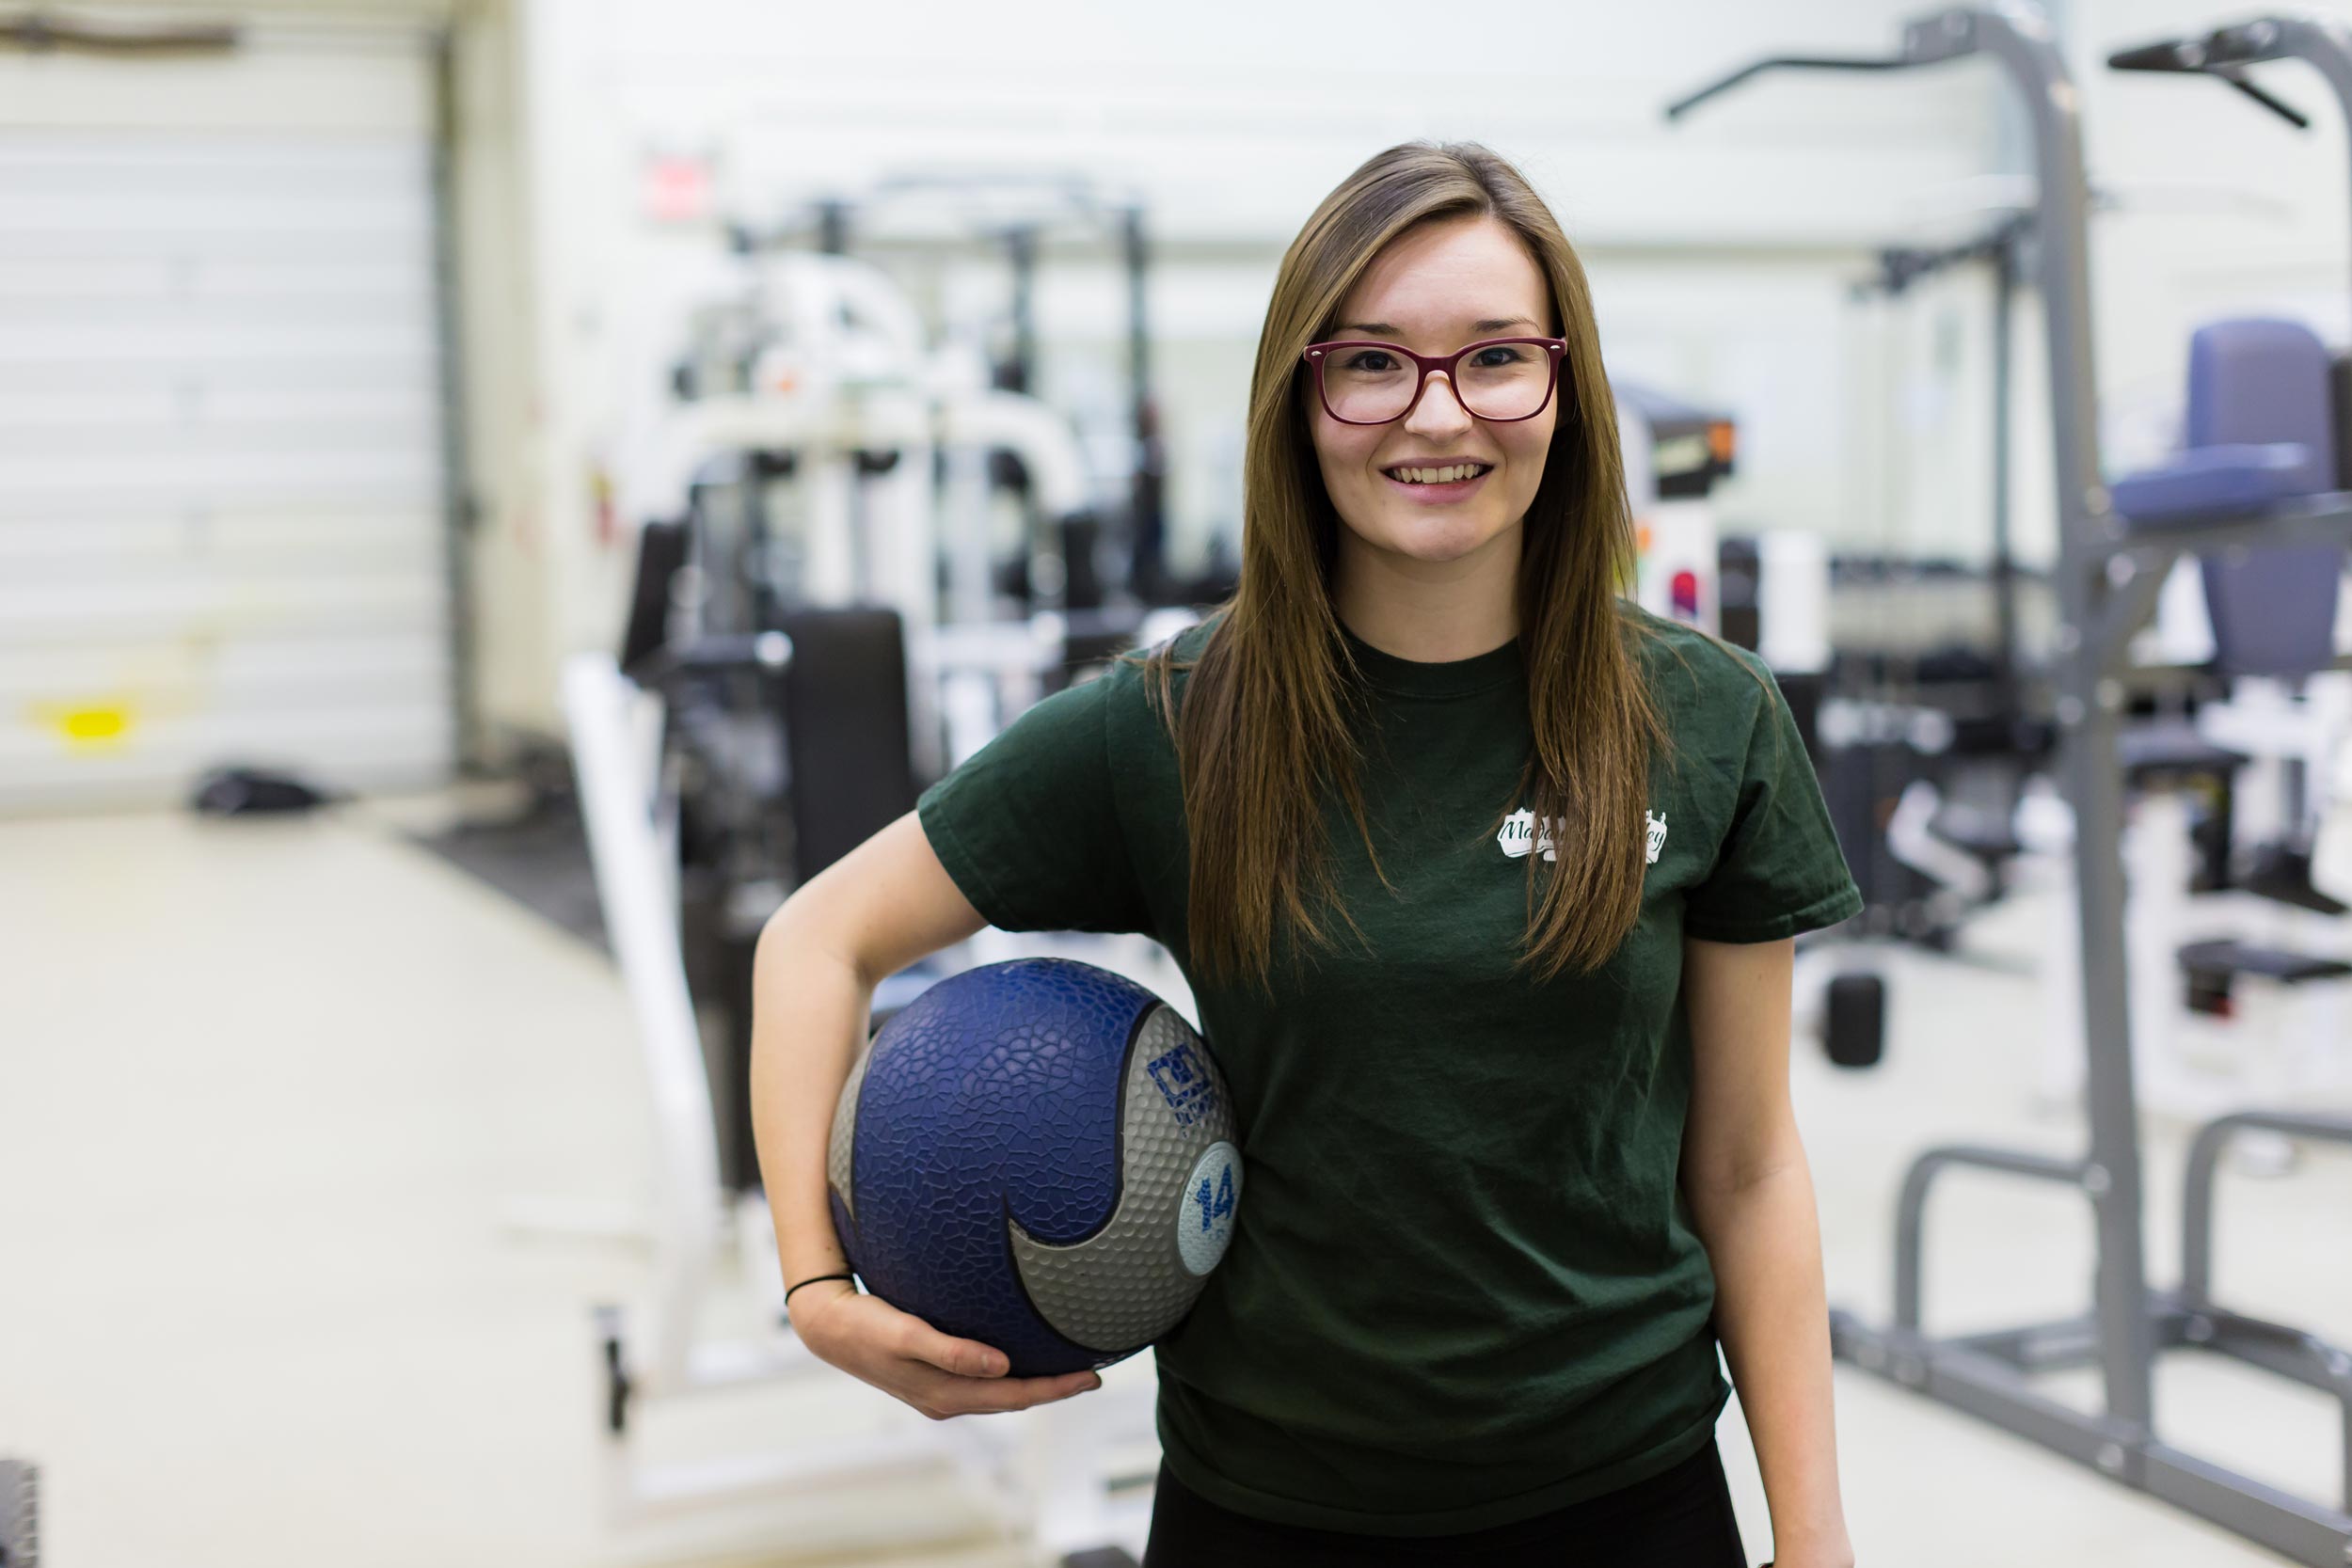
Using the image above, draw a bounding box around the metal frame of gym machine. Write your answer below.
[1672,8,2352,1564]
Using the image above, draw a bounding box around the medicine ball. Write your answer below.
[826,957,1242,1377]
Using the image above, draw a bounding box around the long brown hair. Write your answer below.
[1134,140,1664,996]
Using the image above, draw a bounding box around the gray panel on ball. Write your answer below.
[1008,1006,1239,1353]
[827,1038,875,1227]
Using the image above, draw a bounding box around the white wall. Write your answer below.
[470,0,2352,724]
[444,0,547,756]
[48,3,2352,745]
[476,0,2004,738]
[628,2,1998,249]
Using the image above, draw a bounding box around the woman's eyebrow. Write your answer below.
[1336,316,1540,337]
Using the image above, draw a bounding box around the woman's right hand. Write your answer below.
[787,1280,1104,1419]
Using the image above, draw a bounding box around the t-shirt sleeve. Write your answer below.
[1681,654,1863,943]
[915,670,1152,937]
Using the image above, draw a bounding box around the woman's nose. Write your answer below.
[1404,371,1474,435]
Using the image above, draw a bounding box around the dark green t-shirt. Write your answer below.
[915,601,1861,1535]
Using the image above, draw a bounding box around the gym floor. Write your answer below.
[4,800,2347,1568]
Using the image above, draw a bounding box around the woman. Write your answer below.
[751,141,1863,1567]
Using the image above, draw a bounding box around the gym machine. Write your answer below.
[584,323,1090,1165]
[1616,381,1737,632]
[563,600,981,1530]
[566,532,1179,1554]
[1674,9,2352,1563]
[1622,395,1898,1066]
[2041,314,2352,1131]
[1826,214,2055,950]
[567,252,1188,1557]
[0,1460,34,1568]
[723,172,1196,618]
[1794,203,2336,1105]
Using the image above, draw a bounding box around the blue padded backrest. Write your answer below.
[2186,320,2342,676]
[2187,318,2336,489]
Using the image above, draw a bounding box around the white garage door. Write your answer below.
[0,27,453,811]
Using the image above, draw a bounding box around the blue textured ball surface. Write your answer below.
[825,958,1241,1377]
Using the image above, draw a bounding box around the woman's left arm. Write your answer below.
[1679,934,1855,1568]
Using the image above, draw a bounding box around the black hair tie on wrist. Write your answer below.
[785,1271,857,1307]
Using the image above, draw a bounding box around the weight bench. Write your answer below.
[2112,318,2352,1071]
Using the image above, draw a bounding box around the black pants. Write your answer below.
[1142,1438,1749,1567]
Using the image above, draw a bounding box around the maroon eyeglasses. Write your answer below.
[1301,336,1570,425]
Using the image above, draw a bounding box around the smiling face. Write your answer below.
[1309,214,1560,590]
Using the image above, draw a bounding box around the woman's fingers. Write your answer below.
[901,1323,1012,1378]
[909,1366,1104,1418]
[795,1289,1104,1419]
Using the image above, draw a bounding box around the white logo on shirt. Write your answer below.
[1498,808,1562,863]
[1497,807,1667,865]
